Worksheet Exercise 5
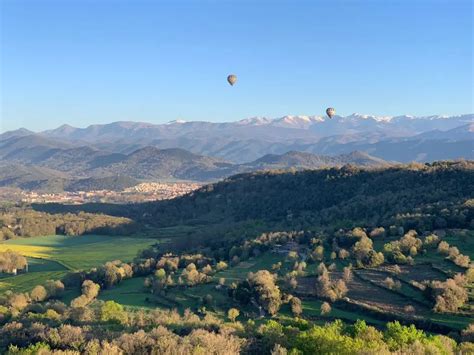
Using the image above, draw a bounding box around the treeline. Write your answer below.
[0,207,137,239]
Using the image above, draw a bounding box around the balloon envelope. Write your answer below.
[326,107,335,118]
[227,74,237,86]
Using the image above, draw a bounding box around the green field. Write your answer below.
[98,277,152,308]
[0,234,158,293]
[0,271,69,293]
[0,234,157,270]
[214,252,288,281]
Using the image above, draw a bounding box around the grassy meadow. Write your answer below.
[0,234,157,292]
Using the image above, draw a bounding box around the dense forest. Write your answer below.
[142,161,473,228]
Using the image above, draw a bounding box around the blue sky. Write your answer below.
[0,0,472,132]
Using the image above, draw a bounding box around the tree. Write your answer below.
[311,246,324,261]
[0,250,27,274]
[100,301,127,324]
[437,241,450,255]
[466,267,474,283]
[338,249,350,260]
[288,277,298,290]
[70,295,90,309]
[272,262,282,271]
[30,285,48,302]
[383,277,401,290]
[399,231,422,254]
[384,321,425,351]
[287,251,299,260]
[8,293,29,311]
[202,264,213,275]
[334,280,348,298]
[227,308,240,322]
[352,227,368,239]
[453,254,470,268]
[69,306,95,323]
[290,297,302,317]
[81,280,100,299]
[352,236,373,261]
[71,280,100,308]
[320,302,331,315]
[429,277,468,312]
[343,266,352,282]
[271,344,288,355]
[364,250,385,267]
[248,270,281,315]
[317,262,327,275]
[44,280,65,298]
[216,261,228,271]
[370,227,386,238]
[155,268,166,280]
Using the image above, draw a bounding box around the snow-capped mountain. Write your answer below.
[1,113,472,163]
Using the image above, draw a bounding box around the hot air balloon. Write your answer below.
[326,107,335,119]
[227,74,237,86]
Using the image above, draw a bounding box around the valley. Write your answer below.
[2,0,472,351]
[0,161,473,353]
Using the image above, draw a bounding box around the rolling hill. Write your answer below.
[0,145,390,190]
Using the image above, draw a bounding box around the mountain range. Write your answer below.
[3,113,472,162]
[0,113,472,191]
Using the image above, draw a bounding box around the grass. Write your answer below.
[214,252,287,281]
[0,271,69,293]
[0,257,69,293]
[0,234,157,293]
[1,234,157,270]
[300,299,386,326]
[98,277,153,308]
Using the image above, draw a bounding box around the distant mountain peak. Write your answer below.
[348,113,393,122]
[0,127,34,140]
[236,117,272,126]
[167,119,187,124]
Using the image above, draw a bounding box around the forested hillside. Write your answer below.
[142,161,473,231]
